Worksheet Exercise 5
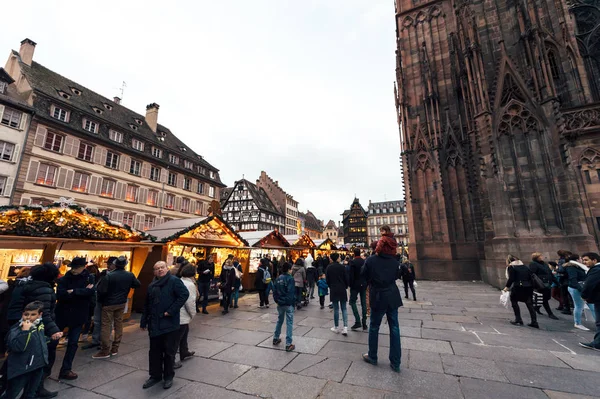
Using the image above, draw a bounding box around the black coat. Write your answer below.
[197,260,215,284]
[565,263,587,291]
[348,257,366,290]
[220,267,236,292]
[505,263,533,289]
[528,261,553,286]
[55,270,95,327]
[400,263,416,282]
[97,268,141,306]
[7,280,60,336]
[326,262,349,302]
[254,260,270,290]
[141,274,189,338]
[582,264,600,304]
[361,254,403,311]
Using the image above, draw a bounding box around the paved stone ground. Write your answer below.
[41,281,600,398]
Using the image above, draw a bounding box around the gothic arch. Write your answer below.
[579,147,600,167]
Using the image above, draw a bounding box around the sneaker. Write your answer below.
[143,377,161,389]
[350,322,362,330]
[181,351,195,361]
[273,338,282,345]
[58,371,78,380]
[342,327,348,336]
[92,350,111,359]
[390,364,400,373]
[362,353,377,365]
[579,342,600,351]
[258,305,265,309]
[265,305,270,308]
[362,322,368,331]
[233,305,239,309]
[527,322,539,329]
[574,324,590,331]
[330,326,340,334]
[320,306,324,309]
[285,344,295,352]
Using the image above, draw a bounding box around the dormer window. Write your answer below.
[132,138,144,151]
[152,147,163,158]
[209,171,215,179]
[70,87,82,96]
[92,107,103,115]
[103,103,113,111]
[128,124,138,131]
[184,160,193,169]
[157,131,167,142]
[0,82,6,94]
[109,129,123,143]
[83,119,98,133]
[134,118,143,126]
[169,154,179,164]
[58,90,71,100]
[179,146,187,152]
[51,105,69,122]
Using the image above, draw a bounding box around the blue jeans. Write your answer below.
[332,300,348,328]
[59,324,83,374]
[266,282,273,299]
[5,368,44,399]
[368,306,401,368]
[274,305,294,346]
[568,287,596,325]
[231,286,240,307]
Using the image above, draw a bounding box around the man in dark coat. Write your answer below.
[348,249,367,331]
[361,252,403,372]
[141,261,189,390]
[581,252,600,351]
[54,257,95,380]
[326,253,349,335]
[197,254,215,314]
[254,258,271,308]
[93,256,140,359]
[400,259,417,301]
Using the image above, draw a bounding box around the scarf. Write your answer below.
[19,316,42,328]
[150,274,171,305]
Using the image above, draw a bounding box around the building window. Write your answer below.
[195,201,202,215]
[169,154,179,164]
[167,172,177,187]
[181,198,190,213]
[585,170,592,184]
[52,106,68,122]
[109,129,123,143]
[0,141,15,161]
[44,132,63,152]
[83,119,98,133]
[0,82,6,94]
[184,160,193,169]
[165,194,175,209]
[100,179,116,197]
[1,107,22,129]
[183,177,191,191]
[152,147,162,158]
[132,138,144,151]
[150,166,161,181]
[0,175,7,196]
[129,159,141,176]
[209,171,215,179]
[77,142,94,162]
[36,164,57,186]
[105,151,120,169]
[547,50,561,81]
[97,209,112,219]
[123,212,135,227]
[144,215,155,231]
[209,186,215,198]
[72,172,89,192]
[147,190,158,206]
[125,185,138,202]
[197,182,204,194]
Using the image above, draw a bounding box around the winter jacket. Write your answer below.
[348,256,366,290]
[362,253,402,311]
[233,262,243,290]
[304,254,314,269]
[197,260,215,284]
[306,265,318,285]
[179,277,197,325]
[55,269,95,327]
[564,262,587,291]
[400,263,416,282]
[273,274,295,306]
[7,279,59,336]
[0,279,7,294]
[317,278,329,296]
[141,274,189,338]
[6,320,48,380]
[254,260,270,290]
[97,268,141,307]
[528,261,554,287]
[505,261,533,289]
[292,264,306,288]
[326,261,349,302]
[582,263,600,304]
[375,233,398,256]
[220,266,236,292]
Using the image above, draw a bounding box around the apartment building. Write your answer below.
[367,200,409,250]
[255,171,299,235]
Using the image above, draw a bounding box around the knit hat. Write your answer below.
[70,257,87,268]
[115,256,128,269]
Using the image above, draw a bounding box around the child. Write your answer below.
[375,225,398,256]
[5,301,49,399]
[272,263,296,352]
[317,274,329,309]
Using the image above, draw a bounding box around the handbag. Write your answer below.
[531,273,546,291]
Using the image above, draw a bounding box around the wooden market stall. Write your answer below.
[284,234,316,259]
[239,230,291,287]
[0,202,152,318]
[314,237,338,257]
[135,215,249,309]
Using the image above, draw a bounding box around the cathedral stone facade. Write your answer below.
[394,0,600,287]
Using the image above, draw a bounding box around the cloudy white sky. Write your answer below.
[1,0,403,224]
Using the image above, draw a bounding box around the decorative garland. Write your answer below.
[256,230,291,248]
[158,214,249,245]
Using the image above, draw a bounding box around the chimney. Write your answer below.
[19,38,37,66]
[145,103,159,132]
[113,96,121,104]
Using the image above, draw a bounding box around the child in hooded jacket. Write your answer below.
[375,226,398,256]
[317,274,329,309]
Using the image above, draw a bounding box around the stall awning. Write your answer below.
[284,234,316,249]
[317,238,338,251]
[239,230,290,248]
[146,215,248,247]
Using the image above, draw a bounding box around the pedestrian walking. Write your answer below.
[93,256,141,359]
[361,243,403,373]
[220,259,236,314]
[230,257,243,309]
[580,252,600,351]
[317,274,329,309]
[141,261,189,390]
[326,253,349,336]
[3,301,48,399]
[82,257,116,350]
[255,258,271,308]
[197,254,215,314]
[291,258,306,309]
[564,254,594,331]
[348,249,367,331]
[400,259,417,301]
[557,250,573,315]
[54,257,95,380]
[529,253,559,320]
[174,265,197,369]
[305,254,317,299]
[504,255,538,328]
[272,262,296,352]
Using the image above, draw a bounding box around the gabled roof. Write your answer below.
[239,230,290,248]
[14,52,223,185]
[317,237,337,250]
[324,220,337,230]
[145,215,248,245]
[343,198,367,221]
[284,234,316,248]
[301,210,323,232]
[222,179,284,216]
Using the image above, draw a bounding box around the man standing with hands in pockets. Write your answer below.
[197,254,215,314]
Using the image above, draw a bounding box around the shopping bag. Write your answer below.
[583,303,593,322]
[500,290,510,309]
[413,281,418,288]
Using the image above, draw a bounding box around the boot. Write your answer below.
[510,320,524,326]
[350,322,362,331]
[362,321,368,331]
[37,385,58,398]
[528,322,539,329]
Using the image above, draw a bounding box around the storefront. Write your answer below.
[285,234,316,259]
[314,237,338,257]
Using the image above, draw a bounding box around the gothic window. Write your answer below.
[571,1,600,100]
[547,49,561,81]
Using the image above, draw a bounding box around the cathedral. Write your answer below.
[394,0,600,287]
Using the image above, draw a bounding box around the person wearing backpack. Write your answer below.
[254,258,271,308]
[291,259,306,310]
[272,262,295,352]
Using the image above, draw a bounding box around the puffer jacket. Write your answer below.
[6,320,49,380]
[564,261,587,291]
[7,279,59,336]
[141,274,189,338]
[291,264,306,288]
[179,277,197,325]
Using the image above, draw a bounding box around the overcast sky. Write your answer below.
[1,0,403,224]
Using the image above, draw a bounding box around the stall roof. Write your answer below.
[146,215,248,246]
[239,230,290,248]
[317,237,338,250]
[284,234,316,248]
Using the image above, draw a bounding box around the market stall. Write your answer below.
[137,215,249,308]
[284,233,316,259]
[239,230,291,287]
[314,237,338,257]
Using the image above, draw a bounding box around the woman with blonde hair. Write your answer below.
[503,255,539,328]
[529,252,559,320]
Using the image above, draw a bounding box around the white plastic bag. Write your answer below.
[500,291,510,309]
[583,303,593,322]
[413,281,418,288]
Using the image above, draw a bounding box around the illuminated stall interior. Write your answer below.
[239,230,291,274]
[314,237,338,257]
[284,234,316,259]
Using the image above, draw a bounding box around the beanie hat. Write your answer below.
[70,257,87,268]
[107,256,118,266]
[115,256,128,269]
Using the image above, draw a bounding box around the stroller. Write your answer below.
[301,283,310,307]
